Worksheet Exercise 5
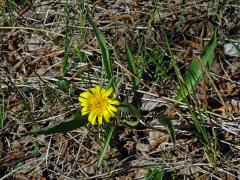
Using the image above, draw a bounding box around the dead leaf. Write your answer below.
[109,14,135,23]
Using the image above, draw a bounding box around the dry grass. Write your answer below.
[0,0,240,179]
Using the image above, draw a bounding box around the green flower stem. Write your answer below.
[97,124,115,168]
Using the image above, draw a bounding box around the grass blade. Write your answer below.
[176,30,218,102]
[62,1,72,76]
[86,15,116,90]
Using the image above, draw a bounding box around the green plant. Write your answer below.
[0,105,5,131]
[145,168,164,180]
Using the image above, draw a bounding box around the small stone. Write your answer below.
[224,42,240,57]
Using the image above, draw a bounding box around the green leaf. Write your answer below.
[125,42,140,88]
[97,125,115,168]
[86,15,116,90]
[118,103,142,119]
[176,30,218,102]
[145,168,164,180]
[157,116,176,145]
[56,80,69,91]
[0,105,5,130]
[62,2,72,76]
[123,119,139,127]
[27,111,87,135]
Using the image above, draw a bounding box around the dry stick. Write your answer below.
[45,135,52,169]
[84,168,123,179]
[31,49,65,64]
[0,26,65,37]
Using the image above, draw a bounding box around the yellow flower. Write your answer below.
[78,85,120,125]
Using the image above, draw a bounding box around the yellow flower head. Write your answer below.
[79,85,120,125]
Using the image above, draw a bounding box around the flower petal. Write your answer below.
[79,97,88,103]
[81,110,89,116]
[98,115,103,125]
[103,110,111,123]
[108,109,116,118]
[81,106,89,112]
[105,87,113,97]
[109,105,118,112]
[80,100,89,107]
[92,114,97,124]
[90,85,101,94]
[108,99,120,105]
[80,91,92,99]
[89,88,95,94]
[88,112,96,125]
[95,85,101,93]
[101,88,107,94]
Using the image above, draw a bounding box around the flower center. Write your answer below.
[89,95,107,115]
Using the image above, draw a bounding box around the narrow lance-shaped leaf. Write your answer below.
[125,42,140,88]
[125,42,143,108]
[176,30,218,102]
[97,125,115,167]
[123,119,139,127]
[145,168,164,180]
[86,15,116,90]
[0,106,5,130]
[27,111,87,135]
[157,116,176,145]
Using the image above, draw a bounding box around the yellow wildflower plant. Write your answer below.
[78,85,120,125]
